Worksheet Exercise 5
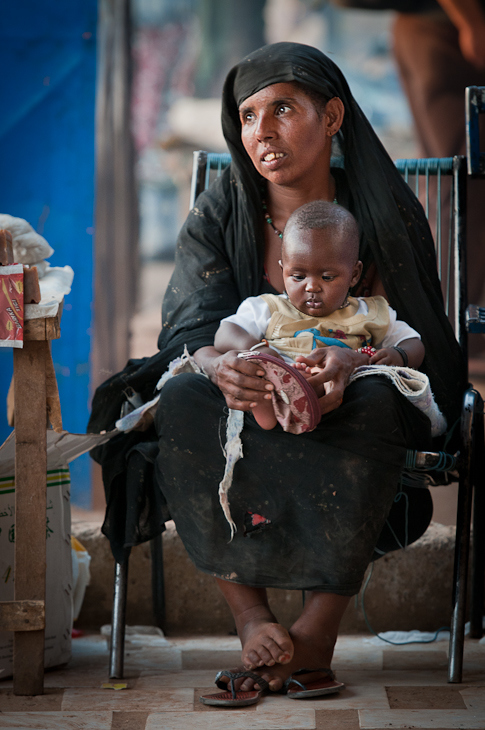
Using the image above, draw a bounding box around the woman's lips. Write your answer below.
[261,151,286,168]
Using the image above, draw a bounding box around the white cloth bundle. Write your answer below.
[349,364,447,437]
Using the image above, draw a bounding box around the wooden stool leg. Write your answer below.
[13,340,48,695]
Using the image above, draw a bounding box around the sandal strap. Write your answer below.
[284,667,336,692]
[214,669,270,694]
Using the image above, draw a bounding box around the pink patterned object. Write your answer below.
[239,352,321,434]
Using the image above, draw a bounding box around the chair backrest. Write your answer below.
[189,150,469,364]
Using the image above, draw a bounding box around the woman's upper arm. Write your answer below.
[159,181,240,355]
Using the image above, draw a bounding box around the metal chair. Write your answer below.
[109,110,485,681]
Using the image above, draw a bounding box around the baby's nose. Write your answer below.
[306,279,321,291]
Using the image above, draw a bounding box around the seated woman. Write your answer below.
[89,42,465,706]
[214,200,425,431]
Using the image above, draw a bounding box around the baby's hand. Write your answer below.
[369,348,404,366]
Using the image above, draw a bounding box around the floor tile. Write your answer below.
[145,707,316,729]
[110,710,149,730]
[168,636,240,651]
[382,651,448,671]
[61,687,193,712]
[332,642,383,672]
[315,709,360,730]
[124,649,182,672]
[459,686,485,711]
[136,669,216,688]
[181,650,242,670]
[0,688,64,711]
[0,711,112,729]
[385,686,467,709]
[42,668,118,688]
[260,683,389,710]
[359,708,485,728]
[337,670,449,687]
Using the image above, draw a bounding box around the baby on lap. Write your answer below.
[214,200,425,429]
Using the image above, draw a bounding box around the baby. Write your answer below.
[214,200,425,429]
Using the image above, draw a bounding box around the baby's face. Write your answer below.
[281,227,362,318]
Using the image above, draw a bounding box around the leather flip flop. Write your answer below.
[238,352,321,434]
[199,669,270,707]
[285,667,345,699]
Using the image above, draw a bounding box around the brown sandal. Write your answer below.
[199,669,270,707]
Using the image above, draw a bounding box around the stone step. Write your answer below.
[73,520,457,635]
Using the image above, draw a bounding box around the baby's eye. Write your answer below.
[322,275,335,282]
[291,274,305,281]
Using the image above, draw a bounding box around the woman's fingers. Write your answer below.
[318,384,345,415]
[211,351,274,409]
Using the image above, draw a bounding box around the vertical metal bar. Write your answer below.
[109,558,129,679]
[425,163,430,218]
[436,168,442,279]
[448,389,475,683]
[466,86,483,176]
[150,535,166,633]
[453,156,468,368]
[470,395,485,638]
[189,150,207,210]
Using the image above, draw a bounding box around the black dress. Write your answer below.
[89,43,464,587]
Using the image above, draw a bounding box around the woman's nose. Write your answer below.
[255,113,275,141]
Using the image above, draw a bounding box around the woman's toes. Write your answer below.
[277,650,292,664]
[244,647,274,668]
[243,650,262,669]
[262,672,283,692]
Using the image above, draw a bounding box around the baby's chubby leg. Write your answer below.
[251,398,278,430]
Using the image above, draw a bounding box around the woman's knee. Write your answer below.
[155,373,222,434]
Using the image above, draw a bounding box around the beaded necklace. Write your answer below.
[262,197,338,239]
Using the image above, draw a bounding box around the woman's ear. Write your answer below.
[351,260,363,286]
[324,97,344,137]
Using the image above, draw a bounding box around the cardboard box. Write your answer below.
[0,468,72,678]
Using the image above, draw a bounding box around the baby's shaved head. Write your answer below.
[283,200,360,263]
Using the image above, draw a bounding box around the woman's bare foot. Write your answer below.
[220,629,336,692]
[215,581,293,671]
[240,617,293,669]
[219,591,351,693]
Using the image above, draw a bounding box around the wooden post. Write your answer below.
[12,340,48,695]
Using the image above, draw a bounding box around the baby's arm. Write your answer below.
[215,321,282,358]
[369,338,425,368]
[214,321,260,353]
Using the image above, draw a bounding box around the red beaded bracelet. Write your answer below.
[358,346,377,357]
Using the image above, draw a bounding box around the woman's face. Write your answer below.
[238,82,342,187]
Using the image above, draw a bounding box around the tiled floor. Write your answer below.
[0,633,484,729]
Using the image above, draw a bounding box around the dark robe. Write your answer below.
[89,42,465,574]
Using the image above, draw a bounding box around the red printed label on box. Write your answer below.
[0,264,24,348]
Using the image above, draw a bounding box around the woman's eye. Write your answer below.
[241,111,255,123]
[276,104,291,115]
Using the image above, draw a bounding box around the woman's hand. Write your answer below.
[194,346,274,411]
[294,346,367,416]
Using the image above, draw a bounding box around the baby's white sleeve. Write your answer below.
[379,306,421,348]
[220,296,271,341]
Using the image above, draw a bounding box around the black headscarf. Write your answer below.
[219,41,465,426]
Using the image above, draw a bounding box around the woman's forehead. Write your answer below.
[238,81,305,110]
